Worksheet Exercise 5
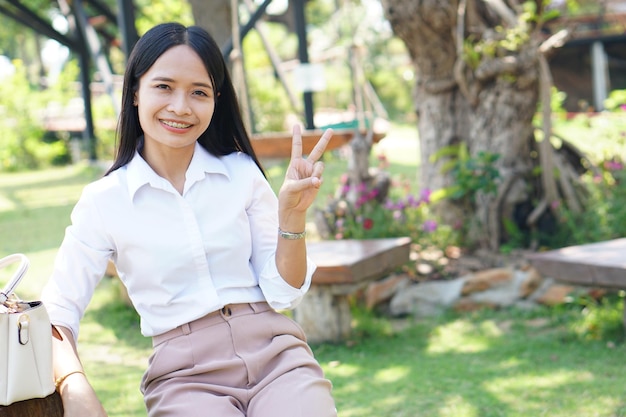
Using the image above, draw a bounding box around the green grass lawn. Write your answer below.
[2,122,626,416]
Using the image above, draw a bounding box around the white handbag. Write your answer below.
[0,253,55,406]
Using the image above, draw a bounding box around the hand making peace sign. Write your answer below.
[278,125,333,214]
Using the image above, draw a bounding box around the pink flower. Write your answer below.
[377,153,389,169]
[604,160,624,171]
[420,188,432,204]
[363,218,374,230]
[422,219,437,233]
[406,194,420,207]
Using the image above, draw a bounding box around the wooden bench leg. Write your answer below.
[294,285,352,344]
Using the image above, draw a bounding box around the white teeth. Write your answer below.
[162,120,191,129]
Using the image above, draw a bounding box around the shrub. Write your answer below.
[541,157,626,247]
[604,89,626,112]
[316,169,460,249]
[0,59,71,171]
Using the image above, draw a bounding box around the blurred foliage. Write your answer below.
[542,158,626,248]
[604,89,626,112]
[0,60,69,171]
[134,0,194,34]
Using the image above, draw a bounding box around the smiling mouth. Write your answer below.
[161,120,192,129]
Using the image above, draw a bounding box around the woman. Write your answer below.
[42,22,336,417]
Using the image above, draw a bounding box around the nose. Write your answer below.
[167,91,191,115]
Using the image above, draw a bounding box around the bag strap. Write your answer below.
[0,253,30,304]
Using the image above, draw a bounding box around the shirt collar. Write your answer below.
[125,141,230,199]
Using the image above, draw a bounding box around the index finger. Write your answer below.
[307,128,333,163]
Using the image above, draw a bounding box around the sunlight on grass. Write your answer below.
[488,369,593,392]
[485,370,596,414]
[378,394,405,409]
[325,363,360,378]
[438,394,479,417]
[0,164,78,187]
[497,357,523,370]
[0,165,84,212]
[427,319,503,354]
[332,378,363,396]
[0,194,12,211]
[3,183,86,211]
[0,164,98,212]
[373,365,410,383]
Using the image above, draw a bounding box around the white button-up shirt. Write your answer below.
[42,142,314,338]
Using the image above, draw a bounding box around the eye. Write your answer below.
[192,90,211,97]
[155,84,170,90]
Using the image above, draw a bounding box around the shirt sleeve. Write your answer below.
[41,184,113,341]
[258,255,316,310]
[245,160,316,310]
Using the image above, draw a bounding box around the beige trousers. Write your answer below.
[141,302,337,417]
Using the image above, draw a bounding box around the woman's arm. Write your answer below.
[52,326,107,417]
[276,126,332,288]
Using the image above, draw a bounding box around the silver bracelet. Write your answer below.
[278,227,307,240]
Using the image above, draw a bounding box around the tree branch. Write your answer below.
[539,29,571,55]
[474,55,523,81]
[453,0,479,105]
[537,53,560,210]
[481,0,517,27]
[553,152,583,213]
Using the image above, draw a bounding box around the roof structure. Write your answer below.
[0,0,138,160]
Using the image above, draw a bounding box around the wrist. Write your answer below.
[278,227,307,240]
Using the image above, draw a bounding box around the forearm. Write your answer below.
[52,325,107,416]
[276,211,308,288]
[52,325,84,386]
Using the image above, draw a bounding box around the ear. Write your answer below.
[133,93,138,106]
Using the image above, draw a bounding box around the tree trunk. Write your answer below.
[381,0,551,250]
[188,0,233,49]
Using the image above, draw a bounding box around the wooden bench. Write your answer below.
[250,128,386,159]
[527,238,626,325]
[293,237,411,344]
[0,392,63,416]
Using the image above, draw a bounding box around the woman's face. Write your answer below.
[134,44,216,152]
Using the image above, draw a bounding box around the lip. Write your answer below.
[160,119,193,130]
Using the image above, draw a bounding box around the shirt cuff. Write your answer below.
[40,293,81,342]
[258,256,316,310]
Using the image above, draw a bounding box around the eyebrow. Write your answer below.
[151,76,214,90]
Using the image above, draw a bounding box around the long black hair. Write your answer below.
[106,22,264,176]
